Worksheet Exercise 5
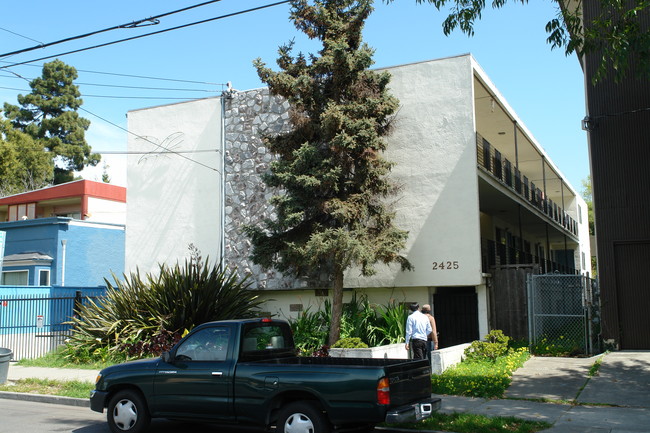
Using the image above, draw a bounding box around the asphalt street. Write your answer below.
[3,398,410,433]
[3,399,278,433]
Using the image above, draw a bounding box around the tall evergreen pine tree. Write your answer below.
[4,59,99,184]
[248,0,412,345]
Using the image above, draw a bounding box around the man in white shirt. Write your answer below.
[404,302,432,360]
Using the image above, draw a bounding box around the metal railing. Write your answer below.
[477,133,578,236]
[483,239,579,274]
[0,291,102,360]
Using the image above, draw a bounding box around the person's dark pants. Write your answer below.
[410,338,427,360]
[426,340,433,359]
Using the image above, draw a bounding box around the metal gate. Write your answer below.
[527,274,600,355]
[0,291,100,360]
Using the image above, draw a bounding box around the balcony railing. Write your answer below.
[482,239,578,274]
[477,133,578,236]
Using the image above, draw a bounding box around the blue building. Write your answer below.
[0,180,126,288]
[1,217,124,287]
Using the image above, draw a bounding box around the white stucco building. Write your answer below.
[126,55,590,347]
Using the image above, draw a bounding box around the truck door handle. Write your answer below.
[212,371,223,376]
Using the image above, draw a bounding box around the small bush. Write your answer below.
[332,337,368,348]
[432,347,529,398]
[464,329,510,362]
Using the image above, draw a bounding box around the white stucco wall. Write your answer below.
[125,97,223,273]
[86,197,126,225]
[258,286,430,321]
[345,55,483,289]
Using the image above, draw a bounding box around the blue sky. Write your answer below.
[0,0,589,194]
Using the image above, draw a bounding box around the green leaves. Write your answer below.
[399,0,650,82]
[0,120,54,195]
[249,0,411,281]
[3,59,99,184]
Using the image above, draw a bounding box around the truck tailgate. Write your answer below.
[384,359,432,406]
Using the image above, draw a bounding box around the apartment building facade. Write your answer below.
[126,55,590,346]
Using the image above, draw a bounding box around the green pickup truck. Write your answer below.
[90,318,440,433]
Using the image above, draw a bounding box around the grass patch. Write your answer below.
[385,412,551,433]
[588,355,604,377]
[16,347,117,370]
[432,348,530,398]
[0,378,94,399]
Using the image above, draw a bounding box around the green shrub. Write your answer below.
[289,294,409,355]
[464,329,510,362]
[432,347,530,398]
[288,307,330,356]
[332,337,368,348]
[64,254,262,363]
[530,334,584,357]
[372,299,408,345]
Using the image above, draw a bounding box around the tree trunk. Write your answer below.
[328,264,344,346]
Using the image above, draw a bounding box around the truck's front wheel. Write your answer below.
[107,390,151,433]
[276,401,331,433]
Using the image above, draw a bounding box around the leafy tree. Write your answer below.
[0,119,53,195]
[393,0,650,81]
[248,0,412,345]
[3,59,100,184]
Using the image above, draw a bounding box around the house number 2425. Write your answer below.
[432,261,459,270]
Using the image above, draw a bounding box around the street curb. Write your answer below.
[0,390,89,407]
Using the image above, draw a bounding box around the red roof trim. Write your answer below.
[0,180,126,206]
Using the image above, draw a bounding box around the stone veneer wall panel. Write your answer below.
[223,88,305,291]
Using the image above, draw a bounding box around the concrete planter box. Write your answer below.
[329,343,407,359]
[329,342,470,375]
[430,343,470,374]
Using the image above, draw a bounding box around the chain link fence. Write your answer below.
[527,274,600,356]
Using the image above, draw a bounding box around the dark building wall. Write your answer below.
[583,3,650,349]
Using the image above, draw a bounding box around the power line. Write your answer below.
[0,0,226,59]
[83,94,216,100]
[0,61,225,86]
[79,107,220,172]
[0,72,219,92]
[3,68,221,172]
[0,1,291,70]
[0,85,217,100]
[92,149,219,155]
[0,27,43,46]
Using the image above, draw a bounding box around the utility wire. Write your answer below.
[3,68,220,172]
[0,73,219,92]
[0,0,226,59]
[0,60,225,86]
[0,85,217,100]
[0,1,291,70]
[93,149,218,154]
[79,106,221,172]
[0,27,44,45]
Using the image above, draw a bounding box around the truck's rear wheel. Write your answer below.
[276,401,331,433]
[107,389,151,433]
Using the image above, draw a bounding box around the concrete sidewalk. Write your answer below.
[1,352,649,432]
[438,351,650,432]
[6,364,98,383]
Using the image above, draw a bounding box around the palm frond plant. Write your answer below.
[288,307,330,355]
[65,256,262,362]
[373,300,408,344]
